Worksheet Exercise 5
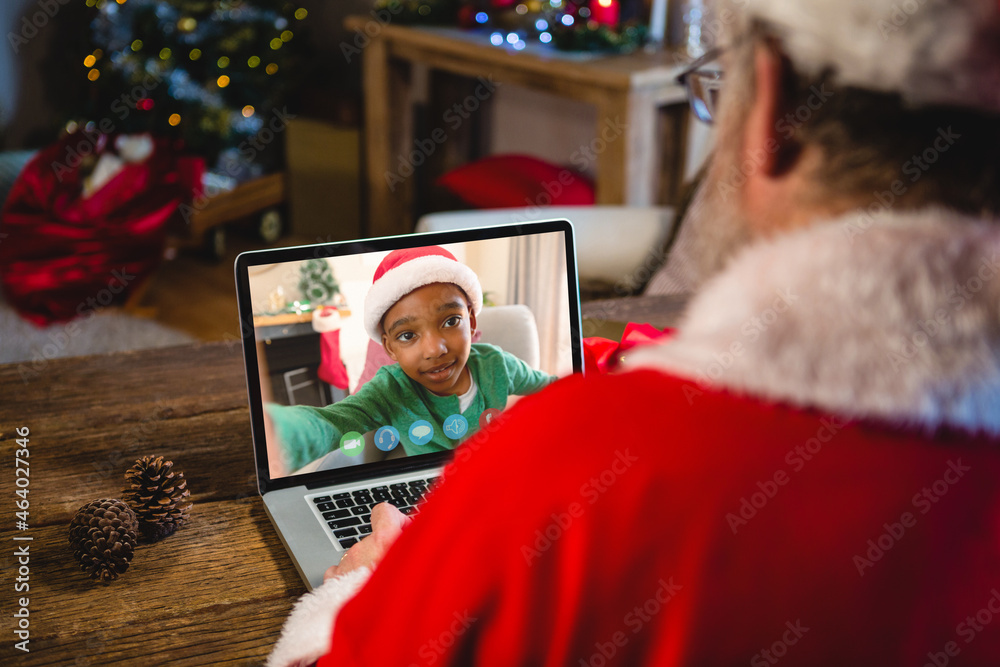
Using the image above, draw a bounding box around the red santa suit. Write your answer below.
[268,209,1000,667]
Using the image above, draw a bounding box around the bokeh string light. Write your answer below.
[71,0,307,173]
[374,0,646,53]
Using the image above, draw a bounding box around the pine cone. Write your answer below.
[122,455,192,542]
[69,499,138,582]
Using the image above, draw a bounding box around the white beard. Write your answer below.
[680,155,755,287]
[644,145,754,295]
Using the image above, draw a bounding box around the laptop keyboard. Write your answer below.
[312,477,439,549]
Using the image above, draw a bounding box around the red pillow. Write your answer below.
[435,154,595,208]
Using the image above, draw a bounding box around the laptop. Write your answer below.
[234,220,584,589]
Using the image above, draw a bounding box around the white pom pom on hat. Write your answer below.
[364,246,483,342]
[722,0,1000,113]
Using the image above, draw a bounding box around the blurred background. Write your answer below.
[0,0,712,360]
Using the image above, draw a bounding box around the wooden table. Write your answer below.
[0,295,685,664]
[347,19,692,237]
[0,342,301,665]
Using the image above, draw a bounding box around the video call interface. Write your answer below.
[248,231,575,480]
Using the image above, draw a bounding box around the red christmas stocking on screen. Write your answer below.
[312,307,349,390]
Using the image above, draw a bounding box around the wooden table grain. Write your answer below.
[1,342,303,666]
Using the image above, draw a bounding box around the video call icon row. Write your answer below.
[336,409,501,457]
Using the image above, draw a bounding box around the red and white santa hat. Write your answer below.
[721,0,1000,113]
[364,246,483,342]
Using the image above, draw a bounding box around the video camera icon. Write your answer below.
[340,431,365,457]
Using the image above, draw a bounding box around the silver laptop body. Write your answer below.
[235,220,583,589]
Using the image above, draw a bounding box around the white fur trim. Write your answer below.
[721,0,1000,112]
[627,208,1000,435]
[364,255,483,342]
[311,307,342,333]
[266,566,372,667]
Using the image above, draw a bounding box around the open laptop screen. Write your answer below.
[236,221,582,491]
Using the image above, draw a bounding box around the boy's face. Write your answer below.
[381,282,477,397]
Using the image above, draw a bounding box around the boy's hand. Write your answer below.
[324,502,411,580]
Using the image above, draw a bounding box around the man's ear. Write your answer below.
[744,42,801,177]
[382,334,398,362]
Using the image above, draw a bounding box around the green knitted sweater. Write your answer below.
[268,343,554,471]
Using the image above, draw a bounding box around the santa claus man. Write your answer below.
[269,0,1000,664]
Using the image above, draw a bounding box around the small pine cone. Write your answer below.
[69,499,138,582]
[122,455,192,542]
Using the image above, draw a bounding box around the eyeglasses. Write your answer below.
[675,48,723,124]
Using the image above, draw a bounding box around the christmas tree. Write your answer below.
[298,258,340,304]
[66,0,308,176]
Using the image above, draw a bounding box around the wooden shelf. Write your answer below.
[253,309,352,327]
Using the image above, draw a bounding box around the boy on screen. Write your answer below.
[267,246,555,473]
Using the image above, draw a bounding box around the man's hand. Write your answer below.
[324,502,411,580]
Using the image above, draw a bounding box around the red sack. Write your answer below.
[0,132,197,326]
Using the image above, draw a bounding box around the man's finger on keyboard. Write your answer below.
[324,504,410,580]
[371,502,412,531]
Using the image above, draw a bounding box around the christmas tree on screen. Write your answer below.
[68,0,307,176]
